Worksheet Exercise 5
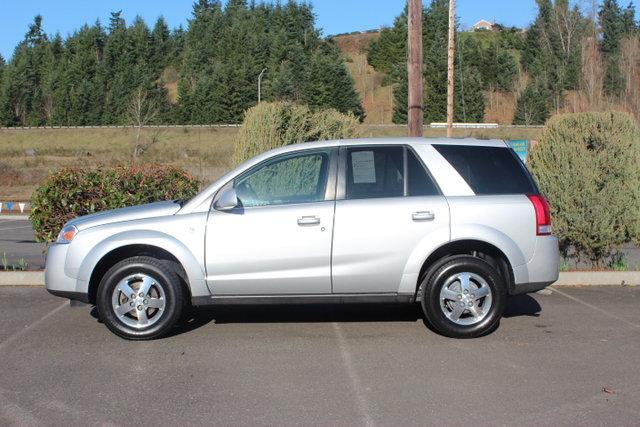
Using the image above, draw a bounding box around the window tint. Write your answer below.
[346,147,404,199]
[407,149,440,196]
[433,145,537,195]
[235,150,330,207]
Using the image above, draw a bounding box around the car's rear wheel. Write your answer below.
[420,255,506,338]
[96,256,184,340]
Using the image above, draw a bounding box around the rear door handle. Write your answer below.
[297,215,320,226]
[412,211,435,221]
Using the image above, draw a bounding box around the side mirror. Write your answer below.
[214,187,238,211]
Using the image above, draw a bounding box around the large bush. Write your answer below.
[30,165,200,243]
[233,101,359,165]
[529,112,640,266]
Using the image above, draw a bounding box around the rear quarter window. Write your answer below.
[433,145,538,195]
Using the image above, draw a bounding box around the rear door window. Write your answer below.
[344,146,440,199]
[433,145,537,195]
[407,149,440,196]
[346,147,404,199]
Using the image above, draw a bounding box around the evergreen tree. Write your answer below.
[455,64,485,123]
[177,0,361,124]
[269,61,297,101]
[57,23,107,125]
[0,54,5,97]
[423,0,450,123]
[151,17,171,73]
[170,26,187,67]
[367,10,407,82]
[522,0,586,113]
[494,49,518,91]
[0,15,52,125]
[599,0,626,96]
[456,35,518,93]
[0,3,362,126]
[41,33,64,124]
[622,2,638,34]
[392,72,408,124]
[513,80,550,125]
[303,43,364,120]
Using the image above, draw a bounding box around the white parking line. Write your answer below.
[332,322,375,427]
[552,288,640,329]
[0,302,68,353]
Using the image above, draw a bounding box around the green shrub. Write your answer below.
[30,165,200,243]
[233,101,359,165]
[529,112,640,266]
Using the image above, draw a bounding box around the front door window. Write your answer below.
[235,150,331,207]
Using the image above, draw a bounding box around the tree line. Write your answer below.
[0,0,363,127]
[367,0,639,125]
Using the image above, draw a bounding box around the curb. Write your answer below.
[1,271,639,287]
[553,271,640,286]
[0,215,30,220]
[0,271,44,286]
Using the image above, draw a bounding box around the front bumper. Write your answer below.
[45,243,89,302]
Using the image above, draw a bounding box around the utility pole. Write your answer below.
[446,0,456,137]
[258,68,267,103]
[407,0,423,137]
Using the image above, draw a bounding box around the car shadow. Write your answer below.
[175,294,542,336]
[90,294,542,337]
[503,294,542,318]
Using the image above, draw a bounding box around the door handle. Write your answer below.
[412,211,435,221]
[297,215,320,226]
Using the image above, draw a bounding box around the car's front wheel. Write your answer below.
[420,255,506,338]
[96,256,184,340]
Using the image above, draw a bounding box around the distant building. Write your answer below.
[471,19,495,31]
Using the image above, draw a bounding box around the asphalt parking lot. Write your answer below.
[0,286,638,426]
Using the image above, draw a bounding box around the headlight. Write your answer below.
[56,225,78,244]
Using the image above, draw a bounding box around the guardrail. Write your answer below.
[0,123,544,130]
[0,124,242,130]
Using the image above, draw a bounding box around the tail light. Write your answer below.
[527,194,552,235]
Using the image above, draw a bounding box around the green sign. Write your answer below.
[507,140,529,164]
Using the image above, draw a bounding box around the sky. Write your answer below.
[0,0,608,60]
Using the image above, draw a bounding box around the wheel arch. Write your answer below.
[77,230,208,305]
[87,244,190,305]
[414,239,516,300]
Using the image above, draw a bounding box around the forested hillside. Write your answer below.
[1,0,637,127]
[331,32,395,124]
[0,0,363,127]
[365,0,639,125]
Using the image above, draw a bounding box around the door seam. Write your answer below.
[330,197,337,294]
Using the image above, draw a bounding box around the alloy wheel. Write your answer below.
[438,272,493,326]
[111,273,166,329]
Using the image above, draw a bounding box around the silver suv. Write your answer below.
[46,138,559,339]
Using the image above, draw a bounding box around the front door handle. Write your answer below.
[297,215,320,226]
[412,211,435,221]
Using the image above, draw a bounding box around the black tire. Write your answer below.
[420,255,506,338]
[96,256,184,340]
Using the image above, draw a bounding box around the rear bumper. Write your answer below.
[510,281,554,295]
[511,236,559,295]
[45,244,89,302]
